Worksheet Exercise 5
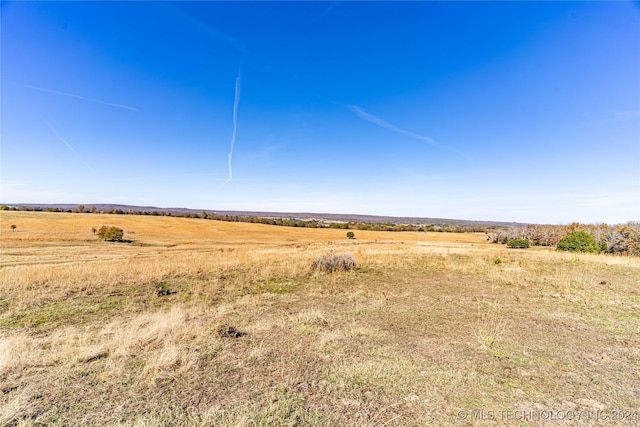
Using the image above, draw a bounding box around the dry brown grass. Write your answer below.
[1,211,639,426]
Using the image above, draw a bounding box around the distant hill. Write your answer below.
[8,203,527,228]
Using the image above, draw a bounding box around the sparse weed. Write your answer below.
[474,299,508,350]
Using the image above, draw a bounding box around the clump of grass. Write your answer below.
[312,253,357,273]
[474,300,508,351]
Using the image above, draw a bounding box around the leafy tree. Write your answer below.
[97,226,124,242]
[557,231,600,253]
[11,224,17,231]
[346,231,355,239]
[75,205,85,213]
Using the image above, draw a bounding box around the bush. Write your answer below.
[312,253,356,273]
[557,231,600,253]
[506,238,530,249]
[346,231,355,239]
[97,226,124,242]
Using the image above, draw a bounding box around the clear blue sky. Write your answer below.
[2,1,639,224]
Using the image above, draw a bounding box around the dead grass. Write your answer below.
[312,252,357,273]
[1,211,639,426]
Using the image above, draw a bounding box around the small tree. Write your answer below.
[75,205,85,213]
[97,225,124,242]
[557,231,600,253]
[11,224,17,231]
[346,231,355,239]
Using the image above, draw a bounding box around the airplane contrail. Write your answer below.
[93,173,220,182]
[345,104,471,159]
[221,69,242,187]
[27,85,139,112]
[44,120,78,154]
[43,120,93,170]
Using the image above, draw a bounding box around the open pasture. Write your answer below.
[1,211,639,426]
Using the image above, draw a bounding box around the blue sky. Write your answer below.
[1,1,639,224]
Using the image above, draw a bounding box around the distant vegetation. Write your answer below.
[506,238,530,249]
[3,204,637,256]
[488,222,640,256]
[1,204,492,234]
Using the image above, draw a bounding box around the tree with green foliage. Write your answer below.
[557,231,600,253]
[97,226,124,242]
[506,238,530,249]
[346,231,355,239]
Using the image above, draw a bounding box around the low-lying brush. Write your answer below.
[312,253,357,273]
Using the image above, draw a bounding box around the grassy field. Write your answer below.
[1,211,639,426]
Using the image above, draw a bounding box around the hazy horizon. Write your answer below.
[2,1,639,224]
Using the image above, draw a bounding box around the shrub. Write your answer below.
[346,231,355,239]
[97,226,124,242]
[557,231,600,253]
[10,224,17,231]
[506,238,530,249]
[312,253,356,273]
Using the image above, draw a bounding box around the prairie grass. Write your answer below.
[1,211,639,426]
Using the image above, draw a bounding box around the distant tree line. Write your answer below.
[0,204,490,234]
[5,204,636,254]
[5,205,636,254]
[487,222,640,256]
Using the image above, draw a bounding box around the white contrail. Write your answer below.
[346,104,438,146]
[27,85,139,112]
[346,104,470,159]
[221,69,242,187]
[44,120,78,154]
[43,121,92,170]
[93,173,219,182]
